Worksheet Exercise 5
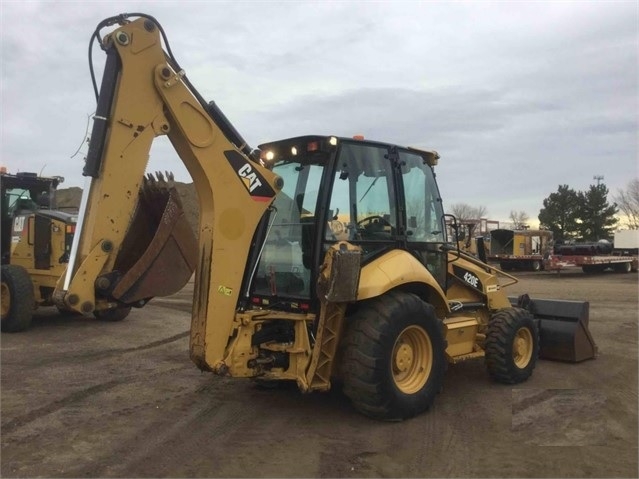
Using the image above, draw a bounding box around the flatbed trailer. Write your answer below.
[544,253,638,274]
[488,229,553,271]
[493,254,548,272]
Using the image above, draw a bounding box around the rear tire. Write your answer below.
[1,264,35,332]
[341,291,447,420]
[94,306,131,322]
[485,307,539,384]
[613,262,632,274]
[582,264,608,274]
[530,260,541,272]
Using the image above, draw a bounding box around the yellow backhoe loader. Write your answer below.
[54,14,596,420]
[1,171,83,331]
[0,168,195,332]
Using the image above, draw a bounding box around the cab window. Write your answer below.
[325,142,396,256]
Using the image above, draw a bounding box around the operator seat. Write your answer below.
[14,198,37,213]
[36,192,50,208]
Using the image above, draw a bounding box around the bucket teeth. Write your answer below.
[141,171,180,212]
[143,171,175,188]
[109,169,197,304]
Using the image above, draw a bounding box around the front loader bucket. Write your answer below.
[510,295,598,362]
[108,173,197,304]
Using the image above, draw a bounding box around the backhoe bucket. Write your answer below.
[510,295,597,362]
[108,173,197,304]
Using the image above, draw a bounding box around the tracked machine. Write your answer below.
[55,14,597,420]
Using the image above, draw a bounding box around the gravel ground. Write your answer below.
[1,269,637,478]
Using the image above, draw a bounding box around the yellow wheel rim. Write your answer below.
[513,327,533,368]
[1,281,9,319]
[392,325,432,394]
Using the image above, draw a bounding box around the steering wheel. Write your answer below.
[357,215,392,231]
[327,219,349,240]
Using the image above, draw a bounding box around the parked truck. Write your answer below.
[545,231,639,274]
[612,230,639,256]
[488,229,553,271]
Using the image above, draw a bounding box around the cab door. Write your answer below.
[397,150,448,290]
[323,141,399,261]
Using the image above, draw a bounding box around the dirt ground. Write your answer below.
[1,270,637,478]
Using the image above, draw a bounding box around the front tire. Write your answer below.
[485,307,539,384]
[1,264,35,332]
[341,291,447,420]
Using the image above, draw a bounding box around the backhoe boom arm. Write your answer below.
[56,15,281,371]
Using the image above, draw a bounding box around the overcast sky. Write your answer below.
[1,1,637,226]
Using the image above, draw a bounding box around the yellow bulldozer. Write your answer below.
[53,14,597,420]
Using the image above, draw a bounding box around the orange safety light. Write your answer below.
[352,135,365,140]
[307,141,319,152]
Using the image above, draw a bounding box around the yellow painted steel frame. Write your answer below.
[220,243,358,392]
[225,310,315,385]
[355,249,519,363]
[443,251,519,362]
[57,19,281,372]
[357,249,450,314]
[355,249,515,364]
[446,252,516,311]
[10,214,70,305]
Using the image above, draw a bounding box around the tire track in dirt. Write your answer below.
[3,331,190,369]
[60,330,191,363]
[511,389,558,415]
[149,299,194,314]
[1,366,192,435]
[86,384,276,477]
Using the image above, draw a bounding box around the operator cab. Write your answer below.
[1,172,78,273]
[246,135,448,311]
[1,172,63,265]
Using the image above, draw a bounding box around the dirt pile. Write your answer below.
[56,182,200,235]
[55,187,83,212]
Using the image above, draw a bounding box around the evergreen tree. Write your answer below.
[577,184,618,240]
[538,185,580,242]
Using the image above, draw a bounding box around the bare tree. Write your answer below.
[509,210,530,230]
[449,203,487,221]
[613,178,639,229]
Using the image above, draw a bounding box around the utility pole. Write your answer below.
[591,175,607,241]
